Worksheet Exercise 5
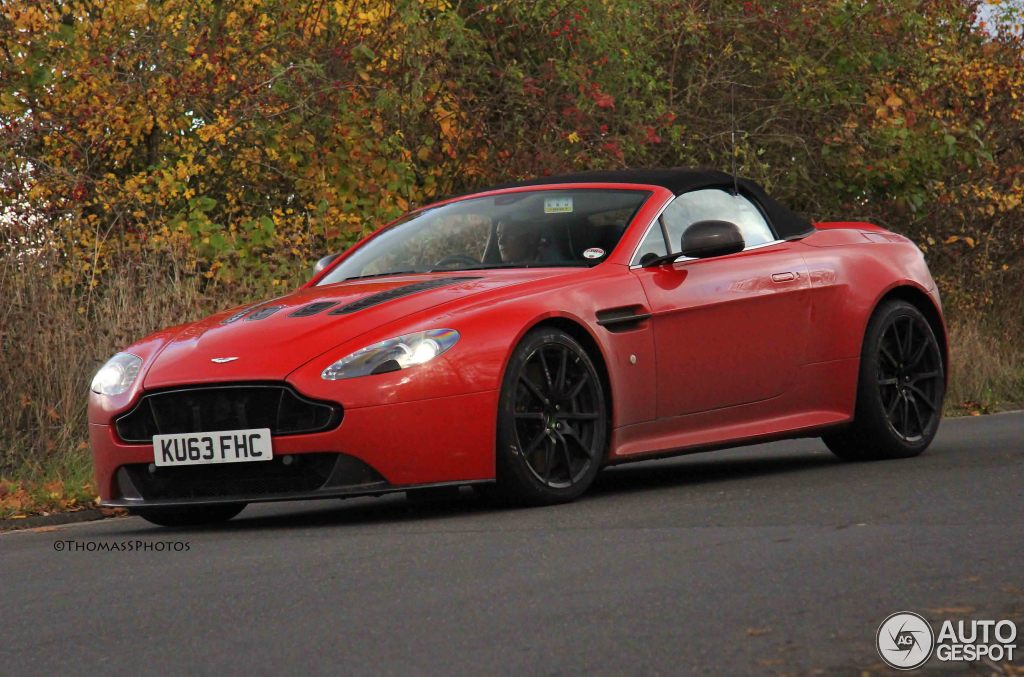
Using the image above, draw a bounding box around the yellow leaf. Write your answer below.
[885,93,904,108]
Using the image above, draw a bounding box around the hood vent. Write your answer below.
[329,277,480,316]
[222,304,259,324]
[290,301,338,317]
[220,296,287,324]
[246,305,284,321]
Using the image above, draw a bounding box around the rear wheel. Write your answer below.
[824,300,944,460]
[495,328,608,505]
[131,503,246,527]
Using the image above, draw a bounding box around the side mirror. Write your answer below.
[313,253,341,275]
[680,220,745,259]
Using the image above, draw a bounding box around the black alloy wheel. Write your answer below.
[495,328,607,504]
[824,300,945,460]
[876,313,944,441]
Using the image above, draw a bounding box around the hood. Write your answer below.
[141,269,572,388]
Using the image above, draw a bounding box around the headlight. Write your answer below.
[321,329,460,381]
[90,352,143,395]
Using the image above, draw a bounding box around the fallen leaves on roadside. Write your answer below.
[0,477,96,520]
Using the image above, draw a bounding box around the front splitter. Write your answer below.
[100,479,493,509]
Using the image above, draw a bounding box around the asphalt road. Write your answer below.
[2,412,1022,675]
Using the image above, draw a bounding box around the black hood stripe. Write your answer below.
[329,277,481,316]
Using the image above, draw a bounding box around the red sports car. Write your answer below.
[89,169,947,526]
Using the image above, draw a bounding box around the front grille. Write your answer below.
[115,384,342,443]
[120,453,339,500]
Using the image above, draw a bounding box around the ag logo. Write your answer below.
[877,612,935,670]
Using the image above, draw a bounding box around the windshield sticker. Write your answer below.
[544,196,573,214]
[583,247,605,259]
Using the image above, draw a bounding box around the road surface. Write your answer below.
[2,412,1022,674]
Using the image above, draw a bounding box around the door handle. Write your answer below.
[771,272,797,282]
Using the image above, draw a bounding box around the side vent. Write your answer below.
[246,305,284,321]
[290,301,338,317]
[595,305,652,332]
[329,277,481,315]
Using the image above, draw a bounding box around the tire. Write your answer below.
[823,300,945,461]
[494,328,608,505]
[131,502,246,527]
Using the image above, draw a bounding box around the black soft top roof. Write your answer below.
[485,167,814,240]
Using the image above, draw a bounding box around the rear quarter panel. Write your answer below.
[798,225,941,364]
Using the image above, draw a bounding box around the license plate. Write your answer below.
[153,428,273,467]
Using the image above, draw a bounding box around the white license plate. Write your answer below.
[153,428,273,467]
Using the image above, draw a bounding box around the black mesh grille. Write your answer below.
[329,277,479,315]
[115,385,342,443]
[290,301,338,317]
[120,453,339,500]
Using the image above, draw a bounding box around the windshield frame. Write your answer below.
[313,186,656,286]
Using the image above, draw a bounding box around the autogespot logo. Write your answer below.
[877,612,935,670]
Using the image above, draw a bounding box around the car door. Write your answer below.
[630,188,811,419]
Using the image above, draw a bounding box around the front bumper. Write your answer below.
[92,389,499,506]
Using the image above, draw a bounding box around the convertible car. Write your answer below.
[89,168,947,526]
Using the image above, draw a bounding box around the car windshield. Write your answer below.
[317,189,651,284]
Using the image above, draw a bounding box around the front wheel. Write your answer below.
[823,300,945,461]
[494,328,608,505]
[131,502,247,527]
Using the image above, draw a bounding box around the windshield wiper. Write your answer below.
[433,263,587,272]
[341,270,421,282]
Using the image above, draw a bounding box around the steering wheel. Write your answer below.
[432,254,481,270]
